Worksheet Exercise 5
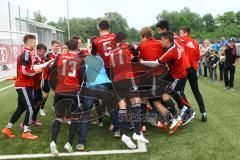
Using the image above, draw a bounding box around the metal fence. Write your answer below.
[0,1,64,79]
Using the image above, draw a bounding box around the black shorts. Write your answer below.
[113,76,170,100]
[54,93,81,119]
[42,79,50,93]
[160,73,187,95]
[34,89,43,104]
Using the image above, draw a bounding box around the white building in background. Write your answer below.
[0,1,64,79]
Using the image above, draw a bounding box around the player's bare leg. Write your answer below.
[153,101,169,130]
[40,92,49,116]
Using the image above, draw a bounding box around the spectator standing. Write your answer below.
[220,36,228,47]
[202,39,211,79]
[209,51,220,81]
[212,40,220,52]
[218,46,226,81]
[223,38,239,90]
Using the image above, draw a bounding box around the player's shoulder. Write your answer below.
[21,48,31,55]
[185,37,197,49]
[98,33,116,40]
[19,49,31,60]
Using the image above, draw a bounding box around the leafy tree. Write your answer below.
[156,8,203,34]
[236,11,240,25]
[33,10,47,23]
[47,21,58,28]
[103,12,129,33]
[217,11,236,25]
[203,13,216,32]
[45,10,240,43]
[127,27,141,43]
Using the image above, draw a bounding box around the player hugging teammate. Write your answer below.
[2,19,206,155]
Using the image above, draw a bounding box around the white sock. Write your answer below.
[182,106,188,112]
[179,106,188,117]
[6,122,13,129]
[23,125,30,132]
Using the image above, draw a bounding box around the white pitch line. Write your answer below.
[0,148,147,160]
[0,84,14,91]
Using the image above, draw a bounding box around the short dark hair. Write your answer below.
[71,36,81,41]
[23,34,36,44]
[116,32,127,43]
[36,44,47,51]
[66,39,78,51]
[156,20,170,31]
[180,26,191,35]
[161,31,174,43]
[98,20,110,31]
[51,40,60,46]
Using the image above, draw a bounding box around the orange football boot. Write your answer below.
[157,121,168,130]
[169,120,182,135]
[2,128,15,138]
[22,132,38,140]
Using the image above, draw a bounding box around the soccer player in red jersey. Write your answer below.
[110,32,149,149]
[179,26,207,122]
[91,20,116,78]
[142,31,194,134]
[31,44,48,126]
[138,27,163,61]
[71,36,89,57]
[156,20,191,71]
[157,31,194,133]
[91,20,119,135]
[138,27,177,132]
[61,44,68,54]
[156,20,195,126]
[50,39,84,155]
[2,34,42,140]
[41,40,61,116]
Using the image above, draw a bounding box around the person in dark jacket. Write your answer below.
[223,38,239,90]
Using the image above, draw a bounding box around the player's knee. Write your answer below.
[118,99,127,110]
[162,93,171,101]
[130,97,141,105]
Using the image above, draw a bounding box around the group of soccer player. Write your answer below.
[2,19,207,155]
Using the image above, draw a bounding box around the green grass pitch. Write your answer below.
[0,66,240,160]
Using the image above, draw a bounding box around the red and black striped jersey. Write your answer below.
[33,55,47,89]
[42,52,60,80]
[15,48,35,87]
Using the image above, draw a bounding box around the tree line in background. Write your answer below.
[34,7,240,43]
